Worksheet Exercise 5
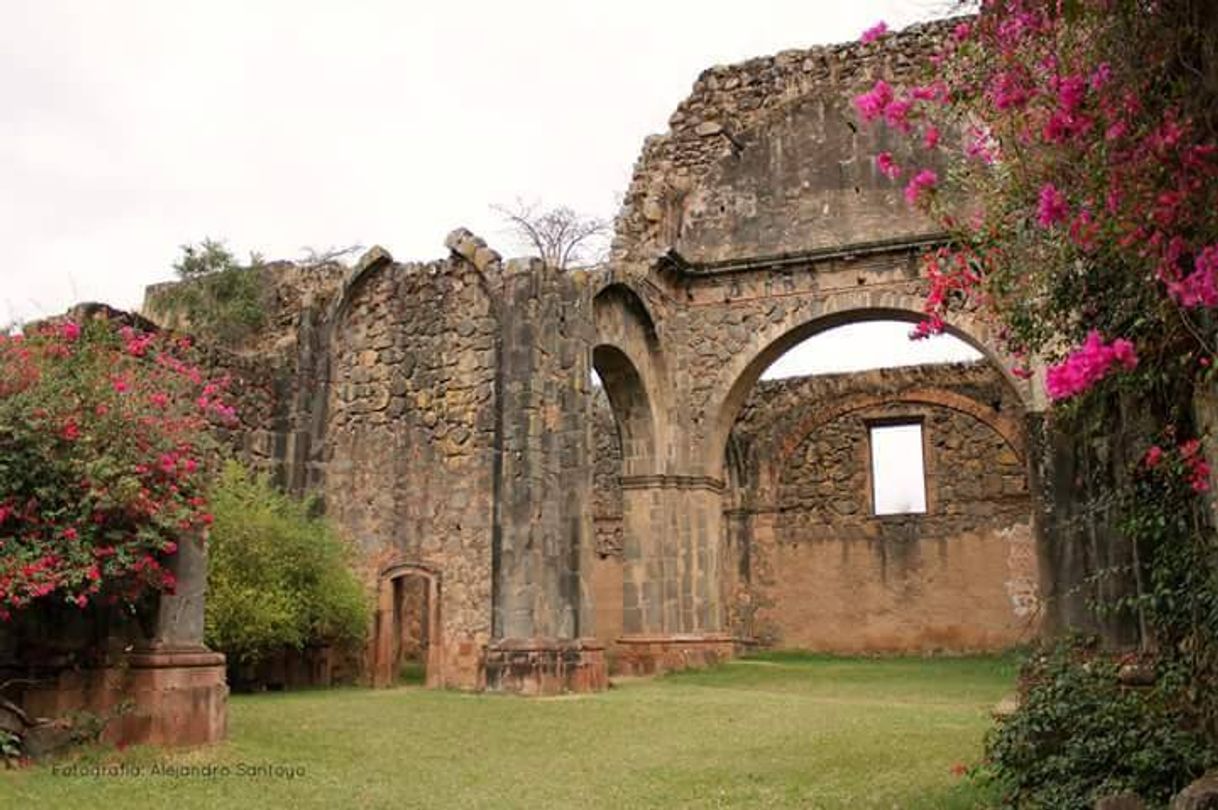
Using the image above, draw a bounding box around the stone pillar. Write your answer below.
[485,260,605,693]
[19,531,228,747]
[614,477,734,675]
[118,530,228,745]
[1028,411,1141,647]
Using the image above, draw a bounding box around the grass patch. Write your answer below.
[2,655,1013,809]
[397,660,427,686]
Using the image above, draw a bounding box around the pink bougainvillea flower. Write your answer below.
[158,453,177,474]
[884,98,914,132]
[1144,446,1164,468]
[1036,183,1069,227]
[904,169,938,206]
[964,126,999,164]
[853,80,893,122]
[1044,331,1138,401]
[1053,73,1088,112]
[60,321,80,341]
[923,125,941,149]
[875,151,902,180]
[910,316,945,340]
[860,21,888,44]
[1167,245,1218,308]
[987,70,1032,110]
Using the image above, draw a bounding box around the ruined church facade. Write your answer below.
[154,21,1071,694]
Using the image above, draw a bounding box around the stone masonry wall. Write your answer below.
[587,359,1039,653]
[725,362,1038,652]
[324,252,499,688]
[613,18,956,267]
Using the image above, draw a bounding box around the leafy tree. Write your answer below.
[158,239,266,345]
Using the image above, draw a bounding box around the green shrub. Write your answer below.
[977,639,1213,809]
[205,462,369,664]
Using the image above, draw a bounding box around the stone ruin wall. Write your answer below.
[144,234,606,691]
[613,18,954,269]
[589,361,1040,655]
[128,18,1046,691]
[323,250,500,688]
[730,362,1039,652]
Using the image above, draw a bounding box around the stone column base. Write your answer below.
[482,638,607,695]
[612,633,735,676]
[22,646,228,747]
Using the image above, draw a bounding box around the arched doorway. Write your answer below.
[712,317,1041,652]
[371,562,443,688]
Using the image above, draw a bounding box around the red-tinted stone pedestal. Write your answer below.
[482,638,607,695]
[613,633,735,676]
[17,531,228,748]
[21,646,227,747]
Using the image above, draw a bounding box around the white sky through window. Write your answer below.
[870,423,927,515]
[762,321,982,380]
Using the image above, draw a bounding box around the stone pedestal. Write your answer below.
[21,646,227,747]
[612,633,735,676]
[109,647,228,746]
[482,638,607,695]
[18,531,228,748]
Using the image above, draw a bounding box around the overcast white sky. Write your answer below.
[2,0,975,374]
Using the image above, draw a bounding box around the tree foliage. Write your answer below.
[980,639,1213,808]
[853,1,1218,803]
[158,239,266,346]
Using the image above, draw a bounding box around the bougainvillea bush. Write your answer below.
[0,316,234,622]
[854,0,1218,391]
[853,0,1218,803]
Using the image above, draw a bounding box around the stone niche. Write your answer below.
[1,532,227,749]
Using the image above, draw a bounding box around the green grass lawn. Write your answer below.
[0,653,1014,809]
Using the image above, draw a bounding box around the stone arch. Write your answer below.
[775,388,1025,464]
[371,560,443,688]
[592,283,669,476]
[327,247,395,328]
[592,345,656,478]
[705,297,1037,477]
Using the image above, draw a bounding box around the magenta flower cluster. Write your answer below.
[1045,331,1138,401]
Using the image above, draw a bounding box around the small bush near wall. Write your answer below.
[975,638,1214,808]
[205,462,369,682]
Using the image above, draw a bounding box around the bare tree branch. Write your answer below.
[297,244,365,266]
[493,199,610,269]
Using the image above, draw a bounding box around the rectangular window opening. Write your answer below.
[869,422,927,516]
